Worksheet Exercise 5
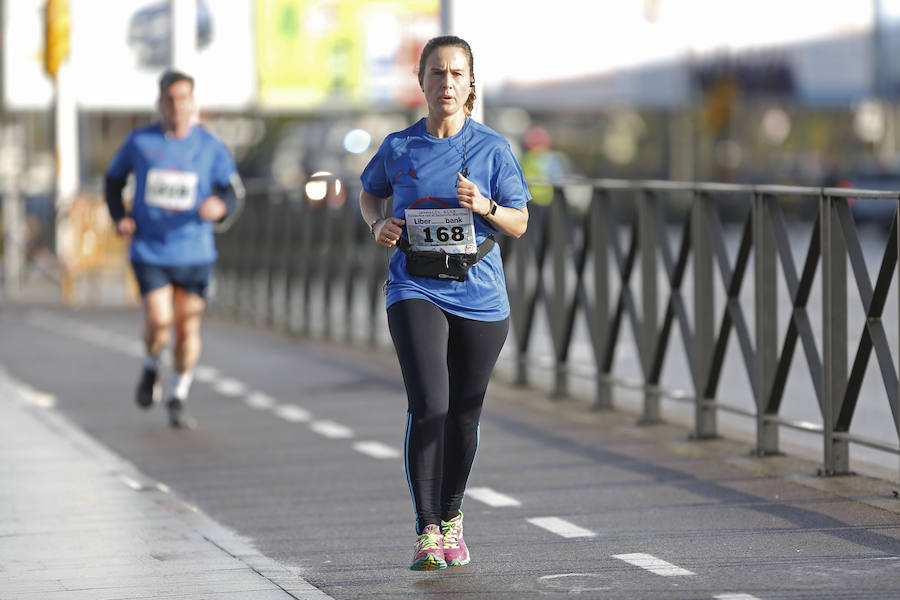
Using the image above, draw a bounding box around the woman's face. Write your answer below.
[420,45,472,120]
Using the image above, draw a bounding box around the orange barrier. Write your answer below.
[59,194,138,306]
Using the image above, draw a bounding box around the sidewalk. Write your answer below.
[2,329,899,599]
[0,366,329,600]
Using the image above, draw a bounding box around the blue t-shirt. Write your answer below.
[361,117,531,321]
[106,123,237,266]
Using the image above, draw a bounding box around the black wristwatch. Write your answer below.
[488,200,497,216]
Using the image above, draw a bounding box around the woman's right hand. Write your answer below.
[373,217,406,247]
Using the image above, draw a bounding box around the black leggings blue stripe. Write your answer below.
[388,299,509,534]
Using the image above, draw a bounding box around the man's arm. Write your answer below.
[104,175,128,223]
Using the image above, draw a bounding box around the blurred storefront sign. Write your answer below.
[255,0,438,110]
[3,0,255,110]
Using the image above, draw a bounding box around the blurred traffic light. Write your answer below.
[44,0,70,78]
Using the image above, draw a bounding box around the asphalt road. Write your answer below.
[2,303,900,599]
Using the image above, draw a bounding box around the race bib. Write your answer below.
[405,207,477,254]
[145,168,198,211]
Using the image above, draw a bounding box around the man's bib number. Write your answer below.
[145,168,198,211]
[405,208,477,254]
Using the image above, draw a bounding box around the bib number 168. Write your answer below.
[422,226,466,243]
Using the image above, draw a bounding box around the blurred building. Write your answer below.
[3,1,900,220]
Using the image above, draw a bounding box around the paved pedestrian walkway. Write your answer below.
[2,311,900,599]
[0,365,330,600]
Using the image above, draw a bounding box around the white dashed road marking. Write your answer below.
[274,404,312,423]
[193,365,220,383]
[467,486,522,507]
[214,378,247,396]
[310,420,354,439]
[527,517,596,538]
[353,441,401,459]
[714,595,763,600]
[119,476,143,491]
[245,392,276,410]
[612,553,695,576]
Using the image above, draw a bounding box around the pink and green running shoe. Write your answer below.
[410,524,447,571]
[441,511,470,566]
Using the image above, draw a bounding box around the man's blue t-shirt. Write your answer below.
[361,117,531,321]
[107,123,237,266]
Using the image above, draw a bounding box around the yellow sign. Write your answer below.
[256,0,438,109]
[44,0,70,78]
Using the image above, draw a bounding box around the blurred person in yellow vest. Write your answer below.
[519,124,566,206]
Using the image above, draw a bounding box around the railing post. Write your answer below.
[299,199,314,337]
[263,185,279,328]
[513,229,530,387]
[592,188,612,410]
[821,190,849,474]
[235,188,259,322]
[342,193,358,345]
[282,189,300,333]
[754,192,779,454]
[896,195,900,490]
[638,188,661,423]
[692,190,716,438]
[549,186,568,398]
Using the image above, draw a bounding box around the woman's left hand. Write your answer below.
[456,172,491,216]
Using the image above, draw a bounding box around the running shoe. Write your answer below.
[410,524,446,571]
[166,397,197,430]
[441,511,470,566]
[135,367,159,409]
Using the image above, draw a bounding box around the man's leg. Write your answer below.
[172,286,204,374]
[165,286,205,428]
[144,284,175,357]
[135,284,174,408]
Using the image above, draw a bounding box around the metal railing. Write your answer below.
[212,177,900,482]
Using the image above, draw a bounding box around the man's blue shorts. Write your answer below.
[131,262,213,298]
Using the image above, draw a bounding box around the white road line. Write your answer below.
[537,573,611,593]
[353,441,401,459]
[15,383,56,408]
[274,404,312,423]
[612,553,694,577]
[714,594,763,600]
[194,365,220,383]
[119,476,143,491]
[466,487,522,507]
[245,391,277,410]
[527,517,596,538]
[214,377,247,396]
[310,420,354,439]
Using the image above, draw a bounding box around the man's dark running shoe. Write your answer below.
[135,368,159,409]
[166,397,197,429]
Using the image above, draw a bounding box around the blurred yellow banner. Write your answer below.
[256,0,438,110]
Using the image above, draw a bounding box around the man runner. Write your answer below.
[105,69,243,428]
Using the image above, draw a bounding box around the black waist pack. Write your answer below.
[398,235,495,282]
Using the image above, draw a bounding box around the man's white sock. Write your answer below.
[169,370,195,401]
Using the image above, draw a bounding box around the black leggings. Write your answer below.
[387,299,509,534]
